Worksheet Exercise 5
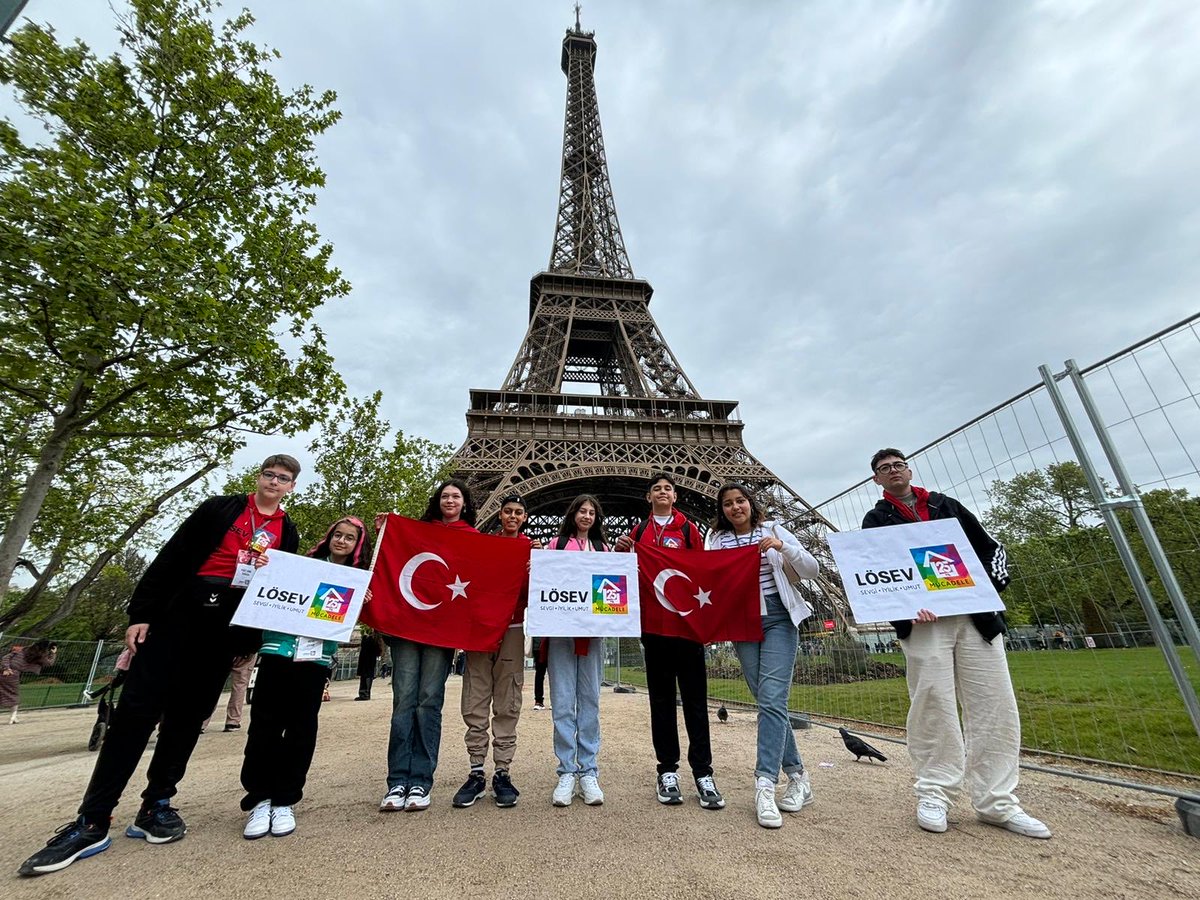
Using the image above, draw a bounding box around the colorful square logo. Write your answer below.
[308,583,355,622]
[909,544,975,591]
[591,574,629,614]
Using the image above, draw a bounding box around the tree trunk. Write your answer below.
[0,380,91,595]
[0,537,69,629]
[23,461,220,636]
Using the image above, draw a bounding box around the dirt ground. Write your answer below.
[1,676,1196,900]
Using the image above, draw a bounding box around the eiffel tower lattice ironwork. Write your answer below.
[448,18,848,623]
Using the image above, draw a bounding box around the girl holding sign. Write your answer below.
[706,483,819,829]
[544,494,609,807]
[240,516,371,840]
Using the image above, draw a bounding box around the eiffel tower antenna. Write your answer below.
[448,20,849,624]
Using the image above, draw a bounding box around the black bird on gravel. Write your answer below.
[716,705,729,723]
[839,727,887,762]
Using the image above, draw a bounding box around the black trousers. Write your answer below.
[642,634,713,778]
[534,658,548,705]
[79,579,255,824]
[357,673,374,699]
[240,654,328,809]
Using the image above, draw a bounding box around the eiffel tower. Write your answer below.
[449,14,847,620]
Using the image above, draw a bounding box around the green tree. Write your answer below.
[986,461,1105,543]
[224,393,454,545]
[0,0,349,595]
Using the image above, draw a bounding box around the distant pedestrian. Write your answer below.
[1,640,58,725]
[356,629,384,701]
[201,653,256,733]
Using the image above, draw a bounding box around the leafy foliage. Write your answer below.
[0,0,349,595]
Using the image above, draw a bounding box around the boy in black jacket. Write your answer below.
[19,455,302,876]
[862,448,1050,840]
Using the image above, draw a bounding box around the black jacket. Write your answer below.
[862,491,1008,642]
[128,494,300,625]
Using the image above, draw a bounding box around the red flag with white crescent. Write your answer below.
[361,515,529,651]
[636,544,763,643]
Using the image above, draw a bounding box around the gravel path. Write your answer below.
[1,676,1196,899]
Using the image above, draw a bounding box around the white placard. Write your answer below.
[230,550,371,642]
[826,519,1005,624]
[527,550,641,638]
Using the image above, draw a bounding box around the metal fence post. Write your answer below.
[82,639,104,703]
[1041,364,1200,738]
[1064,359,1200,671]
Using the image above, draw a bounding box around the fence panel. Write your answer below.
[808,315,1200,779]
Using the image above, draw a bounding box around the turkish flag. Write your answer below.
[636,544,763,643]
[361,515,529,651]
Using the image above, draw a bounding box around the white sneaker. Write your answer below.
[988,811,1052,839]
[243,800,271,840]
[270,805,295,837]
[917,799,948,833]
[404,786,431,810]
[552,773,577,807]
[778,771,813,812]
[756,786,782,828]
[579,775,604,806]
[379,785,406,811]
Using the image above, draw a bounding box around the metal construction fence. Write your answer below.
[803,312,1200,781]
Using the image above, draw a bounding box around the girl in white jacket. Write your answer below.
[706,482,819,829]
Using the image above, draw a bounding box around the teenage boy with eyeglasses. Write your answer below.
[615,473,724,811]
[862,449,1050,840]
[19,455,303,877]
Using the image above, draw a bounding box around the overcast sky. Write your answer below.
[7,0,1200,508]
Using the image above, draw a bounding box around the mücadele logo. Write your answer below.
[308,583,355,622]
[909,544,975,591]
[591,574,629,615]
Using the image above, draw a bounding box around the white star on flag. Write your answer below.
[447,576,470,600]
[694,588,712,608]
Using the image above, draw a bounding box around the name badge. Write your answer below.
[294,637,323,661]
[232,550,258,588]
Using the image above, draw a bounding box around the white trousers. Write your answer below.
[902,615,1022,821]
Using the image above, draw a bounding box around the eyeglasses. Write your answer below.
[260,471,294,484]
[874,461,909,474]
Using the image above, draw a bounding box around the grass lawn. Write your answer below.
[607,646,1200,775]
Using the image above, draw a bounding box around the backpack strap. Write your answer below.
[632,520,649,544]
[554,536,569,550]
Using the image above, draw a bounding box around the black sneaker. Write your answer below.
[656,772,684,805]
[125,800,186,843]
[451,772,487,808]
[223,724,240,732]
[695,774,726,810]
[18,818,111,876]
[492,770,520,808]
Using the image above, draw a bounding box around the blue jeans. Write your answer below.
[548,638,603,776]
[386,638,453,791]
[734,593,804,782]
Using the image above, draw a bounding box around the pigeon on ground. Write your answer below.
[839,726,887,762]
[716,705,728,723]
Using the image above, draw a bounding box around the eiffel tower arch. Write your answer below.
[448,17,849,623]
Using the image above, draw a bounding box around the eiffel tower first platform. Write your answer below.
[448,17,845,616]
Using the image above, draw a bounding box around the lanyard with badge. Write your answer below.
[232,509,276,588]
